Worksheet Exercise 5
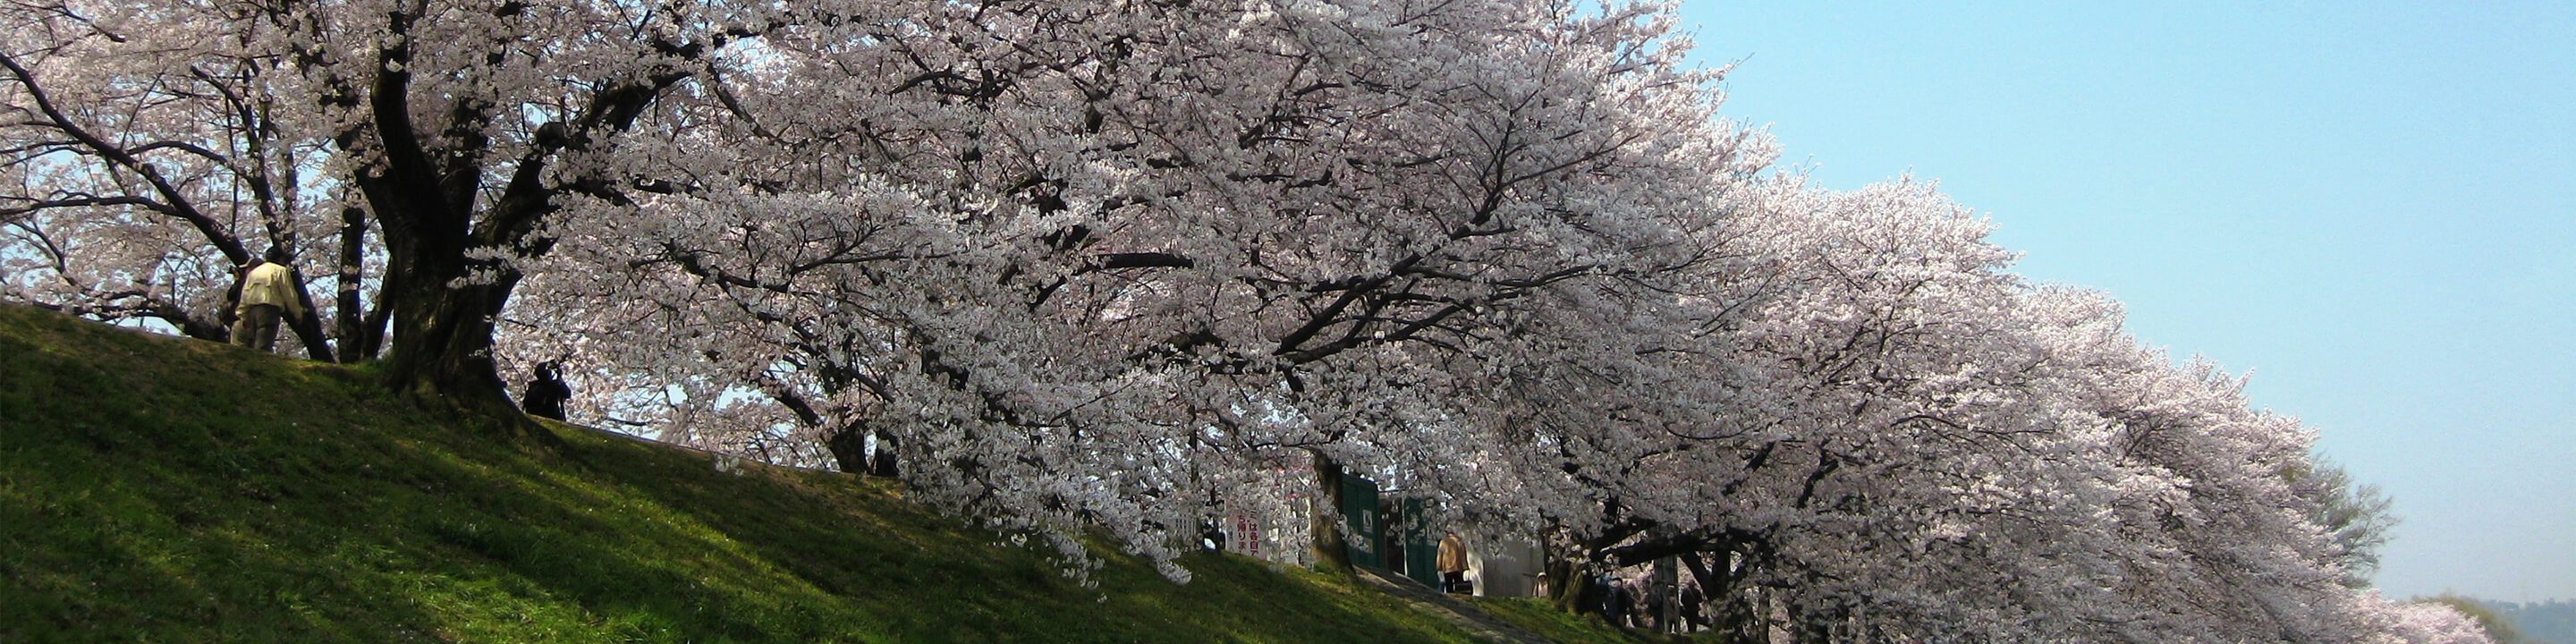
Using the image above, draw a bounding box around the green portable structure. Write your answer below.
[1339,472,1382,568]
[1402,497,1441,589]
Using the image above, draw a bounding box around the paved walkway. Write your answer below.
[1352,567,1556,644]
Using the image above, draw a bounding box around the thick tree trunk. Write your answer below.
[370,203,523,419]
[358,17,531,422]
[334,206,378,363]
[1308,450,1352,571]
[378,286,520,417]
[825,425,869,474]
[285,277,335,363]
[1547,554,1593,614]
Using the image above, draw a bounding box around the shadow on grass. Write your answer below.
[0,305,1492,643]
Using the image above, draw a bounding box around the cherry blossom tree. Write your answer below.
[2372,597,2504,644]
[5,0,858,412]
[496,0,1770,573]
[1480,174,2465,642]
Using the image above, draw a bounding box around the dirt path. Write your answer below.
[1353,567,1557,644]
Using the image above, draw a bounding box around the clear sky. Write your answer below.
[1669,1,2575,602]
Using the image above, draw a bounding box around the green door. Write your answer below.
[1339,473,1381,568]
[1402,498,1441,588]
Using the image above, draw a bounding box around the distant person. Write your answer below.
[1680,583,1706,632]
[1436,533,1470,593]
[225,248,306,352]
[521,360,571,420]
[1641,580,1670,632]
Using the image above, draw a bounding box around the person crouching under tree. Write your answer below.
[522,360,572,421]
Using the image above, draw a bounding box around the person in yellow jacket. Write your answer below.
[226,248,307,352]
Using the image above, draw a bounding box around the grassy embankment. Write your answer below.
[0,303,1667,642]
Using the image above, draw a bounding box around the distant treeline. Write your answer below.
[2479,598,2576,644]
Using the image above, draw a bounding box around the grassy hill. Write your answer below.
[0,304,1651,643]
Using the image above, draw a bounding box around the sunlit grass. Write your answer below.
[2,304,1533,642]
[1464,597,1728,644]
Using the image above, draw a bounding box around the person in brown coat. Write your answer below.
[1436,533,1470,593]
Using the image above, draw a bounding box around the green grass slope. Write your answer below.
[0,304,1641,643]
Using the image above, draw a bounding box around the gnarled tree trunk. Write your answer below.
[351,4,682,420]
[1309,450,1352,571]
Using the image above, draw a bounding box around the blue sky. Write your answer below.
[1668,1,2575,602]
